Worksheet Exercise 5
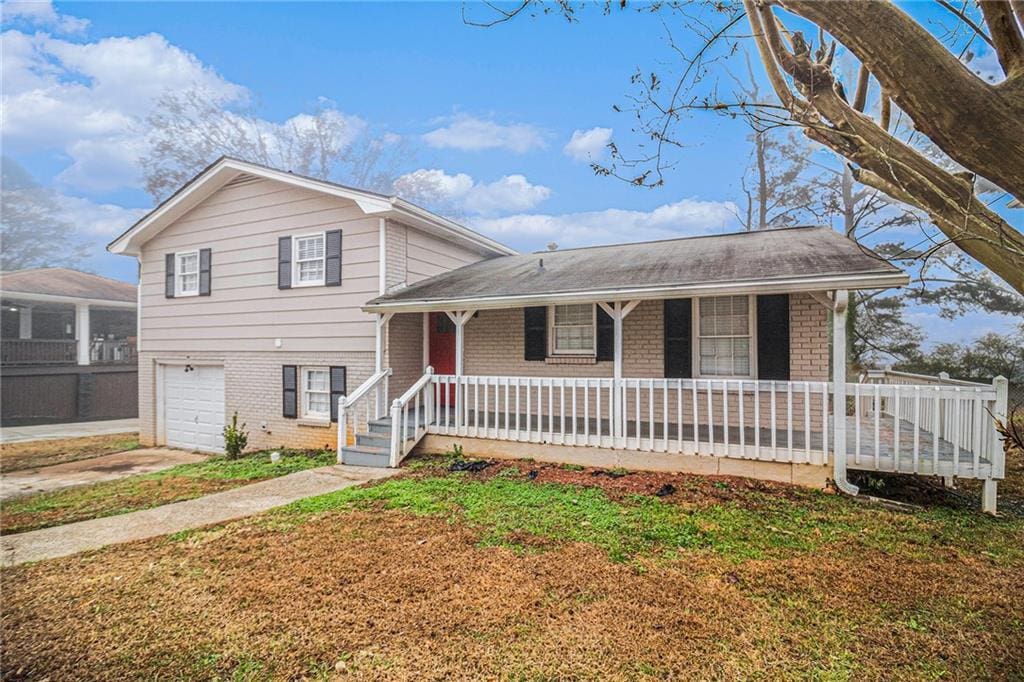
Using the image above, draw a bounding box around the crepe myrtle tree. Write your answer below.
[468,0,1024,296]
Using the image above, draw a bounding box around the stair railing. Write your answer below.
[336,368,391,463]
[389,366,435,467]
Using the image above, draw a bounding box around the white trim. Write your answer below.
[301,366,332,420]
[291,232,327,288]
[174,249,200,297]
[362,271,909,314]
[0,290,136,309]
[547,302,597,357]
[378,218,387,295]
[692,294,756,379]
[107,157,516,258]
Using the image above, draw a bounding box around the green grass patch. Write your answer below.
[279,471,1024,563]
[2,450,334,534]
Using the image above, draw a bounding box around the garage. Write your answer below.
[161,364,225,453]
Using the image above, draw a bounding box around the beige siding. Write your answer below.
[385,219,483,289]
[139,176,380,355]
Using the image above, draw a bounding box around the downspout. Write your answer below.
[831,289,858,496]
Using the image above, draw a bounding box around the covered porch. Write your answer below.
[344,228,1008,512]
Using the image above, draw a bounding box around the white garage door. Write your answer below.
[163,364,225,453]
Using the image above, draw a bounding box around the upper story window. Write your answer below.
[302,367,331,419]
[175,250,199,297]
[550,303,596,355]
[696,295,753,377]
[293,233,325,287]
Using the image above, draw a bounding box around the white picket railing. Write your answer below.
[388,367,435,467]
[428,375,832,464]
[854,371,1006,479]
[416,373,1007,482]
[335,368,390,463]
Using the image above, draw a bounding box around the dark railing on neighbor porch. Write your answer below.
[90,339,137,365]
[1,339,77,366]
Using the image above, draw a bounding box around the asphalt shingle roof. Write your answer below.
[0,268,136,303]
[369,226,903,308]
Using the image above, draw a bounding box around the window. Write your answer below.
[302,367,331,419]
[696,295,753,377]
[550,303,596,355]
[175,250,199,296]
[293,233,325,286]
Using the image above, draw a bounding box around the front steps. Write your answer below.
[340,412,425,467]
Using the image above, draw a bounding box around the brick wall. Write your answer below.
[386,312,424,401]
[138,350,374,451]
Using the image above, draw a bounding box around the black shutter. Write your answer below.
[757,294,790,380]
[596,305,614,361]
[325,230,342,286]
[165,253,175,298]
[664,299,692,378]
[523,306,547,361]
[282,365,298,418]
[329,366,347,421]
[198,248,212,296]
[278,237,292,289]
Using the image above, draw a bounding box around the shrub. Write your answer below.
[222,411,249,459]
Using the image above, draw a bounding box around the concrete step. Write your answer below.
[341,445,390,468]
[356,432,390,449]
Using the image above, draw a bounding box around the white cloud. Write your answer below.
[1,29,247,192]
[394,168,551,215]
[471,197,739,248]
[1,0,89,34]
[54,193,148,236]
[422,114,545,153]
[563,127,612,162]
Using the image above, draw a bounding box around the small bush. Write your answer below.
[222,411,249,459]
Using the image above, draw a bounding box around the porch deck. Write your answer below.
[427,410,993,478]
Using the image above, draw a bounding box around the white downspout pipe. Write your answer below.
[831,289,858,496]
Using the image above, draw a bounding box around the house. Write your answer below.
[0,268,138,426]
[108,157,1009,512]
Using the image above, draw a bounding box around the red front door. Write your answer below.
[429,312,456,405]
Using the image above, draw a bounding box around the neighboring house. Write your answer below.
[108,157,1009,512]
[0,268,138,426]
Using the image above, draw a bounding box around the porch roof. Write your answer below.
[0,268,136,308]
[364,226,908,312]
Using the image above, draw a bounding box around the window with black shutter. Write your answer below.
[282,365,298,418]
[664,299,693,378]
[596,305,614,361]
[329,366,347,421]
[523,307,547,361]
[756,294,790,380]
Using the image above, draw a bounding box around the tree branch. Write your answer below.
[978,0,1024,77]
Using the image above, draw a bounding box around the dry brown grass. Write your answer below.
[0,433,139,473]
[3,460,1022,681]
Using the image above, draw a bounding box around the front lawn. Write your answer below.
[0,432,140,473]
[0,449,335,534]
[3,456,1022,680]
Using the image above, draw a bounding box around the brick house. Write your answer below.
[108,157,1009,512]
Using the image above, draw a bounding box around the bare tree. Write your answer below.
[141,88,410,202]
[0,157,89,272]
[469,1,1024,295]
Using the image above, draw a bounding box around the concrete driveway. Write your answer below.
[0,419,139,444]
[0,448,206,502]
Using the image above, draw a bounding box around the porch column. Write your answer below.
[375,312,393,414]
[831,290,857,495]
[75,303,90,366]
[422,311,430,371]
[598,300,640,444]
[445,310,474,430]
[18,306,32,339]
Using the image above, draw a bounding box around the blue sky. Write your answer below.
[2,1,1020,347]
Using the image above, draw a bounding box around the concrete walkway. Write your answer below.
[1,448,207,502]
[1,464,394,567]
[0,419,139,444]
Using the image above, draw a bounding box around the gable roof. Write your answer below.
[106,156,516,258]
[0,268,136,304]
[365,226,908,312]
